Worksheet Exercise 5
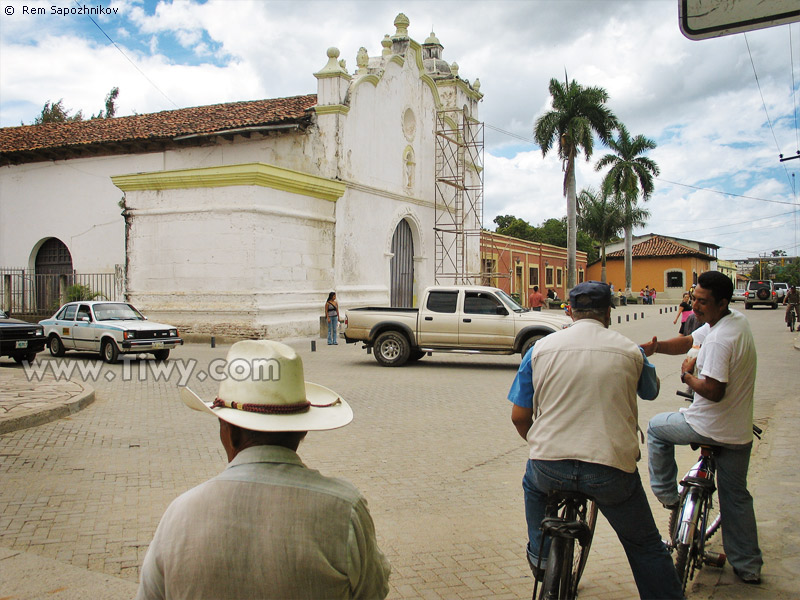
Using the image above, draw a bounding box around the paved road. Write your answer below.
[1,304,797,599]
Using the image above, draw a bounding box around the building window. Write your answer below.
[666,271,684,288]
[556,268,563,288]
[545,266,554,287]
[578,269,585,283]
[529,266,539,287]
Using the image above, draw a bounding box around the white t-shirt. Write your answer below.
[682,310,757,445]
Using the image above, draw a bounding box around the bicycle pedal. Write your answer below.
[703,551,726,567]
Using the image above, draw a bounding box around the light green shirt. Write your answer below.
[136,445,390,600]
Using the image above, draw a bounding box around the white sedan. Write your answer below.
[40,301,183,362]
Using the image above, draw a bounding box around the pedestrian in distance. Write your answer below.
[326,291,340,345]
[528,285,545,311]
[642,270,763,585]
[508,281,683,599]
[136,340,391,600]
[674,292,694,334]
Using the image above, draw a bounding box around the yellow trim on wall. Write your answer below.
[314,104,350,116]
[111,163,347,202]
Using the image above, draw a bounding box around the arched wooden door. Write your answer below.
[35,238,73,311]
[390,220,414,307]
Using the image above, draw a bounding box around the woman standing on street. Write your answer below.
[325,292,340,345]
[673,292,694,334]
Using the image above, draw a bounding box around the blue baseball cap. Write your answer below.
[569,281,615,309]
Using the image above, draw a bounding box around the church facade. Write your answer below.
[0,14,483,339]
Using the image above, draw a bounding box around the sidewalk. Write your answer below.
[0,365,94,435]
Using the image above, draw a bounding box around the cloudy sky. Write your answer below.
[1,0,799,261]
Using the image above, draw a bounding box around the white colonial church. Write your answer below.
[0,14,483,339]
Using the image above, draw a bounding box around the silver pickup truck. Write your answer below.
[343,285,571,366]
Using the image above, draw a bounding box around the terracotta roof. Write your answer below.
[0,94,318,164]
[605,235,715,260]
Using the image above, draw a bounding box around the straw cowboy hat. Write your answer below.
[180,340,353,432]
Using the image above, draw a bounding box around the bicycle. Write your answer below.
[785,303,798,332]
[532,490,598,600]
[667,390,763,594]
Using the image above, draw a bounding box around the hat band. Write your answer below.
[212,397,341,415]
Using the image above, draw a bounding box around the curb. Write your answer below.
[0,385,96,435]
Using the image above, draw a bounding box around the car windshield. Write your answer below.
[496,290,526,313]
[93,303,145,321]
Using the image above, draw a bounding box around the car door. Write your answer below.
[458,291,515,348]
[54,304,79,349]
[417,290,460,347]
[71,304,95,351]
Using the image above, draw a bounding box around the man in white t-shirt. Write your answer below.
[641,271,762,585]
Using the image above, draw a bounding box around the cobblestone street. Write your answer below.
[1,304,798,599]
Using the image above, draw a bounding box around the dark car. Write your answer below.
[0,309,46,363]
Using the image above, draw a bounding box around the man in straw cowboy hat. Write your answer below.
[136,340,390,600]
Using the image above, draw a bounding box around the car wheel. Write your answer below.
[48,334,65,357]
[102,339,119,363]
[152,349,170,361]
[12,352,37,364]
[521,334,545,358]
[373,331,410,367]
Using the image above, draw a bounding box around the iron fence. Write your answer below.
[1,267,124,318]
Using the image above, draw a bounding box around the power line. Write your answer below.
[75,0,179,110]
[484,123,536,145]
[656,177,797,206]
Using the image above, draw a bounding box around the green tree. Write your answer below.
[29,87,119,125]
[595,124,659,292]
[493,214,597,263]
[576,187,625,283]
[92,87,119,119]
[33,99,84,124]
[534,75,617,290]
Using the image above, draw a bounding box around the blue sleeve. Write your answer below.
[636,347,660,400]
[508,347,534,408]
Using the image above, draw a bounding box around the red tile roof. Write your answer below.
[605,236,714,260]
[0,94,318,164]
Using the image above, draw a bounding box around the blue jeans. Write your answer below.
[523,459,683,600]
[647,412,762,578]
[327,315,338,344]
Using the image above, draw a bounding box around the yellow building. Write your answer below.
[586,235,716,302]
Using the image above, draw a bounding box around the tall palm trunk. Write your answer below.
[624,224,633,293]
[566,153,577,290]
[600,244,607,283]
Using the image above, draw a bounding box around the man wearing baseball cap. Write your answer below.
[508,281,682,599]
[136,340,390,600]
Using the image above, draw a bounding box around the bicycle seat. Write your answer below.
[689,442,721,452]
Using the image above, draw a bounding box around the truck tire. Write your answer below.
[521,334,545,358]
[374,331,410,367]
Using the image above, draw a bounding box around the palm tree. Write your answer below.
[576,188,624,283]
[595,125,660,293]
[534,76,617,290]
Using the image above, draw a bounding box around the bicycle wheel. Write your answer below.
[571,500,598,592]
[539,536,567,600]
[674,542,694,595]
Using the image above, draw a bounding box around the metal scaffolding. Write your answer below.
[434,108,485,284]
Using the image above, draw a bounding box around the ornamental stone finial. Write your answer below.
[356,47,369,70]
[315,47,348,77]
[381,34,392,56]
[451,62,459,77]
[473,78,481,92]
[394,13,409,37]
